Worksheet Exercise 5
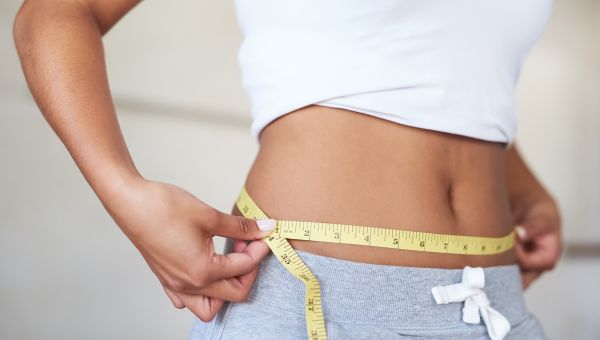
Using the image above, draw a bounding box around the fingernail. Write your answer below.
[515,225,527,240]
[256,219,277,232]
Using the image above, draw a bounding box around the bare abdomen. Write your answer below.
[235,105,515,268]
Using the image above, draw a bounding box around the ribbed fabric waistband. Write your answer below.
[247,249,529,331]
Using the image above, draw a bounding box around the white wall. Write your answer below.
[516,0,600,243]
[1,1,598,339]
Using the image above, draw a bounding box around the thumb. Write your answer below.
[209,209,277,240]
[515,212,551,242]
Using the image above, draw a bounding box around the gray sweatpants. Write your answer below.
[188,248,547,340]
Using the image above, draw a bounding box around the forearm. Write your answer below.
[505,143,554,214]
[13,0,142,203]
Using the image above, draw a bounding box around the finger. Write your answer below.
[208,209,277,240]
[180,293,226,322]
[515,234,561,270]
[137,250,187,309]
[194,249,263,302]
[515,203,560,241]
[514,241,529,267]
[515,240,544,270]
[190,264,261,302]
[163,286,185,309]
[173,239,264,301]
[515,225,528,242]
[521,270,542,290]
[521,269,542,289]
[232,239,249,252]
[207,239,271,282]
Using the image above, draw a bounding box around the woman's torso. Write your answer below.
[229,0,555,268]
[233,105,516,268]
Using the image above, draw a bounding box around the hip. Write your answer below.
[189,249,546,340]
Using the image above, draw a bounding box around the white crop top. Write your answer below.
[233,0,554,148]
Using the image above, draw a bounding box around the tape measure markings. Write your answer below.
[235,187,515,340]
[274,219,514,255]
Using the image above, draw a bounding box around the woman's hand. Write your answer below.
[504,143,563,289]
[14,0,274,322]
[512,195,562,289]
[103,177,276,321]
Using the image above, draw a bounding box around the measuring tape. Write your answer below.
[235,187,516,340]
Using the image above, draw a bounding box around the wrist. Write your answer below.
[90,165,145,207]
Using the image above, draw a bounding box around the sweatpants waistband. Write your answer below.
[247,249,529,331]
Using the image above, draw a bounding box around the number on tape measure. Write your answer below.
[235,187,515,340]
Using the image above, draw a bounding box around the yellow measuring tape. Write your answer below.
[235,187,516,340]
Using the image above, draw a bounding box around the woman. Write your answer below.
[13,0,562,339]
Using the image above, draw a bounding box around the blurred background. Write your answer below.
[0,1,598,339]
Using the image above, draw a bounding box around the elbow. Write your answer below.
[13,3,30,49]
[13,1,39,56]
[13,0,95,58]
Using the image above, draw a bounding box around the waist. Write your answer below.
[239,105,515,268]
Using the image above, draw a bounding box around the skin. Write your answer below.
[239,105,562,277]
[13,0,562,322]
[505,144,563,288]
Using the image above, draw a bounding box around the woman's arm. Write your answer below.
[13,0,142,199]
[505,142,563,289]
[13,0,276,321]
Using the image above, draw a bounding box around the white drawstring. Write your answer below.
[431,266,511,340]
